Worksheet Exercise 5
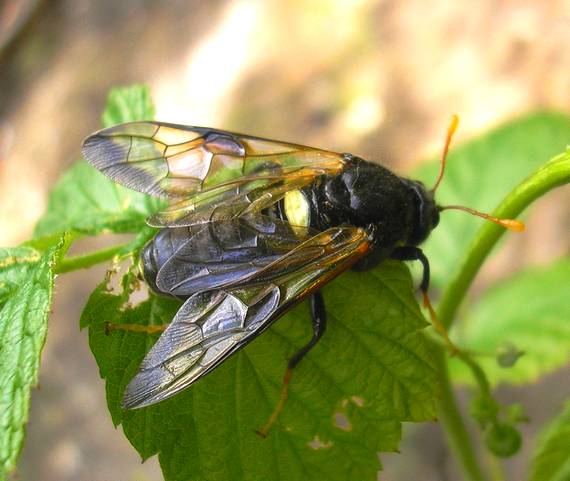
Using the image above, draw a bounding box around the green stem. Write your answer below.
[456,350,491,397]
[439,151,570,330]
[436,350,486,481]
[52,226,156,274]
[435,151,570,481]
[55,243,131,274]
[486,449,507,481]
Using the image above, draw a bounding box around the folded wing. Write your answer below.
[144,215,315,297]
[123,226,371,409]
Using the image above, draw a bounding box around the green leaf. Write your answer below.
[82,261,438,481]
[413,112,570,288]
[101,84,156,127]
[0,239,65,478]
[449,258,570,385]
[34,85,163,238]
[529,402,570,481]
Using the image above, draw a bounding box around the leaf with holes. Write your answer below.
[34,84,163,238]
[81,260,438,481]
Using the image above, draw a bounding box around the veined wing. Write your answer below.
[146,172,314,227]
[145,215,315,297]
[123,226,371,409]
[82,122,345,224]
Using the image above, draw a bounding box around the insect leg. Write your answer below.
[290,292,327,368]
[390,246,430,292]
[256,292,327,438]
[105,322,168,335]
[390,246,458,353]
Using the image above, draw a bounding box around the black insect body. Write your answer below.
[82,119,521,429]
[303,155,440,269]
[141,154,439,298]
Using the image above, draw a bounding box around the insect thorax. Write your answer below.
[303,156,439,266]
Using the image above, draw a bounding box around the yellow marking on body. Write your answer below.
[284,189,310,228]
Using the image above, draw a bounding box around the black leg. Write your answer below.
[288,291,327,369]
[391,246,458,354]
[256,292,327,437]
[390,246,430,294]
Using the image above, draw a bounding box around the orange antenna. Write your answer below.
[431,114,460,194]
[431,115,525,233]
[439,205,525,232]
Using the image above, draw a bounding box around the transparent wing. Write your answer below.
[123,226,371,409]
[82,121,345,225]
[146,173,314,227]
[147,215,315,297]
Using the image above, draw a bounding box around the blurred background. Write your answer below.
[0,0,568,480]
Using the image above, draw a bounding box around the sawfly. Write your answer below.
[82,116,523,435]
